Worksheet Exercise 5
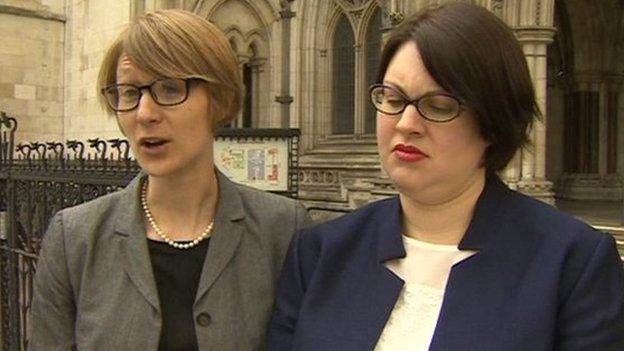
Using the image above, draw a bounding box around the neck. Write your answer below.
[143,169,219,241]
[399,171,486,245]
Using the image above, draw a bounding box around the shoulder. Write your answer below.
[38,185,134,282]
[221,176,312,244]
[296,197,398,250]
[234,181,303,215]
[225,180,309,232]
[43,183,137,255]
[282,198,400,288]
[503,194,624,345]
[308,197,396,233]
[492,188,620,290]
[57,187,128,226]
[504,189,605,247]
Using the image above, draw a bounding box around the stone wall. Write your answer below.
[62,0,131,141]
[0,0,132,143]
[0,0,65,143]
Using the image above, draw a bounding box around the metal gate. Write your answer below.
[0,111,139,350]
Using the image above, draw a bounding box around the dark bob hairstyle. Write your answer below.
[377,2,540,173]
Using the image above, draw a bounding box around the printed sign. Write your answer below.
[214,138,289,191]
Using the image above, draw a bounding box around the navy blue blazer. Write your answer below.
[267,176,624,350]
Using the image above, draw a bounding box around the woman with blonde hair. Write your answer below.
[29,9,311,350]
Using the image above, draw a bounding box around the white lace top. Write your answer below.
[374,236,476,351]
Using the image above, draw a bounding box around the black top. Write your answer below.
[148,238,210,351]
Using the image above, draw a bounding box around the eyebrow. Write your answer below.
[382,81,450,100]
[115,74,153,86]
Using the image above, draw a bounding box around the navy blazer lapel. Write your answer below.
[376,197,407,263]
[364,198,406,348]
[430,175,513,350]
[194,172,244,304]
[334,198,406,349]
[114,174,161,311]
[354,266,404,350]
[458,175,510,251]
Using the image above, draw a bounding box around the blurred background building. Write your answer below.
[0,0,622,225]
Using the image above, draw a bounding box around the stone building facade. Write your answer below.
[1,0,622,213]
[0,0,65,141]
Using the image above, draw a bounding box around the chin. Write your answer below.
[137,162,175,178]
[396,180,430,196]
[388,171,428,193]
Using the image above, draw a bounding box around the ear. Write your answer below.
[116,116,128,137]
[212,96,235,128]
[207,98,220,129]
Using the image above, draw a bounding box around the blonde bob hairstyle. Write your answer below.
[97,9,243,128]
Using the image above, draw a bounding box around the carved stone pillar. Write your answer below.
[354,43,365,135]
[509,27,556,204]
[602,79,621,176]
[276,1,295,128]
[250,57,267,127]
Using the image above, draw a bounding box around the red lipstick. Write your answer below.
[393,144,427,162]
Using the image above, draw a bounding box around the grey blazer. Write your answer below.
[28,171,312,351]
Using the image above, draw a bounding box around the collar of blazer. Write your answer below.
[375,174,512,263]
[112,168,246,311]
[457,175,511,251]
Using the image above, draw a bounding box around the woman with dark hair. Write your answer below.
[266,2,624,350]
[29,9,311,350]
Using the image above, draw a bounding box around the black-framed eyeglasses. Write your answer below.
[101,78,202,112]
[369,84,463,123]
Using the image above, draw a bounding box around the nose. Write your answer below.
[395,104,426,135]
[135,89,161,124]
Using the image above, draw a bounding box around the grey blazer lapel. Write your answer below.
[194,172,245,304]
[114,175,160,311]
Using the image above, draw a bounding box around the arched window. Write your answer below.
[331,14,355,135]
[364,7,382,134]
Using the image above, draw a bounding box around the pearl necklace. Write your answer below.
[140,180,214,249]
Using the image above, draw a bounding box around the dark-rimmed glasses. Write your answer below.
[101,78,201,112]
[369,84,463,123]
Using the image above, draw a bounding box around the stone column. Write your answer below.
[250,57,267,126]
[275,1,295,128]
[353,43,365,135]
[511,27,557,204]
[606,79,622,175]
[380,0,404,39]
[233,55,251,128]
[602,78,621,176]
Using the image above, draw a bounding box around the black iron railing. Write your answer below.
[0,112,141,351]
